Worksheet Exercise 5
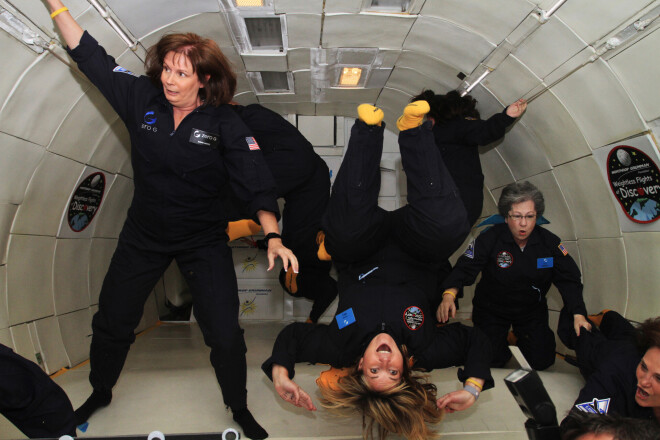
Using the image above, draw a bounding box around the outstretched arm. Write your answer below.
[436,377,485,413]
[44,0,83,49]
[271,365,317,411]
[505,99,527,118]
[256,210,299,273]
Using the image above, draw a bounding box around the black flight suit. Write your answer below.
[68,32,279,411]
[561,311,655,428]
[230,104,336,322]
[0,344,76,438]
[432,109,517,309]
[262,120,492,388]
[442,223,587,370]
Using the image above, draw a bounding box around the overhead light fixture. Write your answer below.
[460,67,492,96]
[339,67,362,86]
[0,7,49,53]
[235,0,265,7]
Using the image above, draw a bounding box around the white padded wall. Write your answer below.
[624,232,660,321]
[53,238,93,315]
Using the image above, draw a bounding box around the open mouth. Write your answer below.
[637,386,650,399]
[376,344,391,353]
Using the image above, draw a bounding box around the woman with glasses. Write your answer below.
[438,181,590,370]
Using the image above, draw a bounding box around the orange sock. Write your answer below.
[396,100,430,131]
[226,219,262,242]
[316,231,331,261]
[357,104,384,126]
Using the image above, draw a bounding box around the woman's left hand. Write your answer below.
[574,314,592,337]
[266,238,299,273]
[436,390,477,413]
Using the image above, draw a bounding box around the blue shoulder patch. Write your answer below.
[113,65,137,77]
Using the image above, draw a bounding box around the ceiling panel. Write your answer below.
[262,102,316,116]
[385,66,453,98]
[0,205,17,265]
[624,231,660,321]
[420,0,536,45]
[53,238,92,315]
[609,28,660,122]
[481,148,514,190]
[0,32,39,109]
[77,7,133,59]
[240,54,288,72]
[6,235,56,326]
[89,118,131,174]
[324,0,363,14]
[0,133,44,205]
[323,13,416,49]
[496,121,552,180]
[48,88,119,164]
[513,16,587,79]
[139,13,234,52]
[10,0,91,41]
[395,51,463,92]
[286,13,322,49]
[274,0,324,14]
[522,90,591,167]
[552,58,647,149]
[0,54,88,147]
[11,153,84,236]
[106,0,220,40]
[288,48,312,71]
[553,157,622,239]
[376,87,413,130]
[555,0,655,44]
[484,55,541,106]
[578,237,628,315]
[404,16,495,75]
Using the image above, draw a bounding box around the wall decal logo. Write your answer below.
[68,172,106,232]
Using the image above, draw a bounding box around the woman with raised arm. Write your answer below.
[44,2,297,438]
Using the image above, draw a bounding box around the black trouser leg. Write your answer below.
[322,120,388,263]
[394,122,469,262]
[513,306,556,371]
[90,234,172,393]
[177,242,248,411]
[472,306,512,367]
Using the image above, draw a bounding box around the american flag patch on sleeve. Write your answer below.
[558,243,568,256]
[246,137,260,151]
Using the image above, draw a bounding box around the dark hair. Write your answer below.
[411,89,480,125]
[561,411,660,440]
[319,345,442,440]
[637,316,660,353]
[498,181,545,218]
[145,33,236,107]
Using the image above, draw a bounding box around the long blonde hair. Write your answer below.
[319,347,443,440]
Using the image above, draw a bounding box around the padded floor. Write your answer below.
[0,321,585,439]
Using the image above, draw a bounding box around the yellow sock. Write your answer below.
[316,230,332,261]
[396,100,430,131]
[226,219,262,242]
[357,104,384,126]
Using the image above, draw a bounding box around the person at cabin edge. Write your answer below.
[438,181,591,370]
[44,1,298,438]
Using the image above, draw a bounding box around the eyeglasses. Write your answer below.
[508,214,536,222]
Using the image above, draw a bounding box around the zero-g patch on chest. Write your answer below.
[463,239,475,259]
[189,128,220,148]
[403,306,424,330]
[537,257,554,269]
[575,397,610,414]
[496,251,513,268]
[336,308,356,329]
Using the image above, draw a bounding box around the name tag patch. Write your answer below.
[537,257,554,269]
[336,308,356,329]
[189,128,220,148]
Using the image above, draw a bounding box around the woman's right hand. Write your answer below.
[272,365,316,411]
[436,291,457,323]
